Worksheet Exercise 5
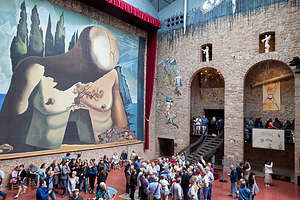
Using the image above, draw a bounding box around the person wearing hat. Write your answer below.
[238,180,252,200]
[146,176,162,200]
[228,164,239,199]
[69,189,83,200]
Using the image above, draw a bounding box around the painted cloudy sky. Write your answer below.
[0,0,140,103]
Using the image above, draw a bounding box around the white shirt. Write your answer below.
[0,170,5,179]
[160,179,169,191]
[188,185,198,200]
[265,162,273,174]
[170,182,183,200]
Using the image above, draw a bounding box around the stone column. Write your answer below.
[294,73,300,184]
[224,79,244,171]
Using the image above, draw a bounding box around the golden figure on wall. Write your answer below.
[263,82,280,111]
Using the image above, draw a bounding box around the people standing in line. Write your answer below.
[238,180,252,200]
[195,116,201,135]
[264,160,273,187]
[206,166,214,200]
[202,168,210,200]
[140,173,149,200]
[228,164,239,199]
[129,168,137,200]
[146,176,162,200]
[14,164,27,199]
[124,160,131,194]
[248,172,259,200]
[201,115,209,135]
[217,118,224,135]
[170,177,183,200]
[0,169,6,200]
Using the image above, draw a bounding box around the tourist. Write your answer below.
[264,160,273,187]
[124,160,131,194]
[243,161,251,186]
[248,172,259,199]
[228,164,239,198]
[206,166,214,200]
[170,177,183,200]
[160,174,169,200]
[0,169,6,200]
[45,171,56,200]
[14,164,27,199]
[38,163,47,182]
[238,180,252,200]
[69,189,83,200]
[236,162,244,190]
[188,176,199,200]
[111,153,120,170]
[68,171,79,196]
[137,168,144,198]
[61,160,71,198]
[62,153,72,162]
[217,118,224,135]
[140,173,149,200]
[36,180,50,200]
[28,162,39,185]
[202,168,210,200]
[88,161,97,194]
[146,176,162,200]
[120,150,128,167]
[210,117,217,136]
[94,182,111,200]
[201,115,209,135]
[9,166,18,185]
[129,168,137,200]
[52,161,61,190]
[273,118,282,129]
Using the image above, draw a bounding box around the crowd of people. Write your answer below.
[0,150,275,200]
[192,115,224,136]
[123,151,268,200]
[0,151,120,200]
[244,117,295,143]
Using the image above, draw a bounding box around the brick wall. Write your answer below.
[155,1,300,182]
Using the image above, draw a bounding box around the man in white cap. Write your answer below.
[146,176,162,200]
[95,182,111,200]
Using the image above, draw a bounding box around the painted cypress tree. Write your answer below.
[54,13,65,55]
[68,31,77,51]
[45,14,55,56]
[10,1,28,72]
[28,5,44,57]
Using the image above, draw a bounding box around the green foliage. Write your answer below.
[45,14,55,56]
[28,5,44,57]
[54,13,65,55]
[10,1,28,72]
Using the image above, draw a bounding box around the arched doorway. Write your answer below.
[190,67,225,162]
[244,60,295,180]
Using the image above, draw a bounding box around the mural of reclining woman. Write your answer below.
[0,26,130,153]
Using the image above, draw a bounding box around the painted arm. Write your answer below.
[111,70,128,128]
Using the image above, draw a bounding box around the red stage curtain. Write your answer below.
[145,31,157,150]
[105,0,161,28]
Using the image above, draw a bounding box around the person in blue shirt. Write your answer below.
[120,150,128,167]
[201,115,208,135]
[228,164,239,199]
[239,181,252,200]
[36,180,50,200]
[89,161,98,193]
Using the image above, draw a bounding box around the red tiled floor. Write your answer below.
[2,167,300,200]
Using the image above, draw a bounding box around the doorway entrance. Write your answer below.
[204,109,224,134]
[158,138,174,157]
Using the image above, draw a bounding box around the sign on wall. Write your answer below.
[263,82,280,111]
[252,128,284,150]
[0,0,145,156]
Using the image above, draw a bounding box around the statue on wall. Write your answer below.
[202,46,210,62]
[261,34,271,53]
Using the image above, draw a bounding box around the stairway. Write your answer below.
[180,133,224,162]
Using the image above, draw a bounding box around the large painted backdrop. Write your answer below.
[0,0,145,155]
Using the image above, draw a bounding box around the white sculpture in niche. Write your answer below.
[261,34,271,53]
[202,46,210,62]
